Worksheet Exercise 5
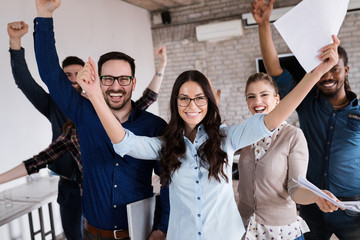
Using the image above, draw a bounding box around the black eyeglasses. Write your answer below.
[100,75,133,86]
[177,96,208,107]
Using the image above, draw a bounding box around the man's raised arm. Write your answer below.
[252,0,283,77]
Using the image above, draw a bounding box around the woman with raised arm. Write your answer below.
[238,72,340,240]
[77,36,340,240]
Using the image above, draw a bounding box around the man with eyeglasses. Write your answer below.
[33,1,169,240]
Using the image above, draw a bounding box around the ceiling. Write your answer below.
[123,0,205,11]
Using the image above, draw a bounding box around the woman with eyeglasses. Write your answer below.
[76,37,340,240]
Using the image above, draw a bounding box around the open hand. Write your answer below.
[313,35,340,76]
[76,57,102,99]
[207,78,221,106]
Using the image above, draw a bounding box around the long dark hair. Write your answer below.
[338,46,351,94]
[62,119,76,133]
[160,70,228,184]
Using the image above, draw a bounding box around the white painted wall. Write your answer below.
[0,0,156,239]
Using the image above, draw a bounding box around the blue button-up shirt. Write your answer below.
[114,113,272,240]
[33,17,169,231]
[274,69,360,197]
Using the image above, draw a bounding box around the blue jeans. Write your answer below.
[300,204,360,240]
[58,178,83,240]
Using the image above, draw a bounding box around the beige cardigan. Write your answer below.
[237,123,308,226]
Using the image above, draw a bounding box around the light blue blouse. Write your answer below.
[113,113,272,240]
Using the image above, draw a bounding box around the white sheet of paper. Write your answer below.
[294,175,360,213]
[127,196,156,240]
[274,0,349,72]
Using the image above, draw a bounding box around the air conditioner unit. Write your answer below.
[348,0,360,12]
[242,0,360,28]
[242,6,292,28]
[195,19,243,41]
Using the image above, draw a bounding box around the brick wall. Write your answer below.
[151,0,360,125]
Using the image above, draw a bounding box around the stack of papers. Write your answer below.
[294,175,360,213]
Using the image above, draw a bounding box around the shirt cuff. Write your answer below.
[143,88,158,102]
[9,47,24,56]
[23,157,40,175]
[255,113,274,134]
[272,68,292,84]
[34,17,54,32]
[112,129,135,157]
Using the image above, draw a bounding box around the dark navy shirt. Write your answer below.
[9,48,79,182]
[274,69,360,197]
[33,17,169,231]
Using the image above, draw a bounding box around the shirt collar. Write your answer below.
[126,101,140,123]
[183,124,206,142]
[347,91,359,107]
[316,90,359,109]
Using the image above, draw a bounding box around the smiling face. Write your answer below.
[177,81,208,133]
[100,59,136,110]
[63,64,88,98]
[316,57,349,98]
[64,64,83,89]
[246,80,279,115]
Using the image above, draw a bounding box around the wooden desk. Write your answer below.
[0,176,59,240]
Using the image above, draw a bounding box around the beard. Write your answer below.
[104,89,132,111]
[319,81,344,98]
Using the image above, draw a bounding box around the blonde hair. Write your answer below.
[245,72,279,96]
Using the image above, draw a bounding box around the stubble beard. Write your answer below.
[319,81,344,99]
[103,91,132,111]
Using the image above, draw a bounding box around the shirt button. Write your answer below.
[114,185,117,188]
[114,225,117,229]
[116,163,119,166]
[324,173,328,176]
[333,113,336,116]
[327,141,330,145]
[195,167,198,169]
[196,180,199,184]
[325,156,328,160]
[114,205,117,208]
[194,154,197,157]
[197,197,200,200]
[195,141,198,143]
[330,126,334,129]
[198,232,201,235]
[197,214,201,217]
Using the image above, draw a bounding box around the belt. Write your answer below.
[84,220,129,239]
[337,195,360,201]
